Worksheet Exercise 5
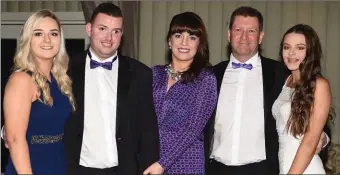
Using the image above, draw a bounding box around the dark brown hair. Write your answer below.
[280,24,322,137]
[229,6,264,31]
[227,6,264,56]
[167,12,210,83]
[90,2,122,24]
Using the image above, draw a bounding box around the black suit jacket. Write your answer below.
[64,51,159,175]
[204,56,290,175]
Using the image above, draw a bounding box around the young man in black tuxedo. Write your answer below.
[64,3,159,175]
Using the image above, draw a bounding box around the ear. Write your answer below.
[228,29,231,42]
[85,22,92,38]
[258,31,264,44]
[168,38,172,49]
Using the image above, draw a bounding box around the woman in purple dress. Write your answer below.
[143,12,217,174]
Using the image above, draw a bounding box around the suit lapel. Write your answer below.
[116,56,132,135]
[207,60,228,154]
[214,61,229,94]
[71,51,87,130]
[261,56,275,122]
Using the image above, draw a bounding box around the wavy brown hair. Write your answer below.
[279,24,322,137]
[167,12,210,83]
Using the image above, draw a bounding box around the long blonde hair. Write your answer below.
[13,9,76,111]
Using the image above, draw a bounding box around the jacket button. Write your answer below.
[117,137,122,141]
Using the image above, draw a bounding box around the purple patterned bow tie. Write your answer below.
[232,62,253,70]
[88,51,117,70]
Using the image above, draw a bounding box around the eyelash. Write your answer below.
[173,34,198,40]
[283,46,305,50]
[99,27,122,35]
[33,32,59,37]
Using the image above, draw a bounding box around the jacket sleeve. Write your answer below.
[138,68,160,171]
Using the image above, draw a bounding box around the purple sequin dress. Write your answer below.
[152,65,217,174]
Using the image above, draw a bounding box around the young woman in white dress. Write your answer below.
[272,24,331,174]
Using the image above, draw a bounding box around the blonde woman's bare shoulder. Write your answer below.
[7,71,33,84]
[5,71,36,94]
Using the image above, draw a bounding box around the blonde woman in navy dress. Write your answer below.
[144,12,217,174]
[3,10,75,174]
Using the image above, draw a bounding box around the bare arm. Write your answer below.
[288,77,331,174]
[4,72,36,174]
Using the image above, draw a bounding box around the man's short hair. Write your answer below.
[90,2,123,23]
[229,6,264,31]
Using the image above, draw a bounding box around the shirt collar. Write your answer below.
[230,52,260,68]
[89,48,118,63]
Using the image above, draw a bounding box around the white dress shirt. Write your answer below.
[211,53,266,166]
[79,49,119,168]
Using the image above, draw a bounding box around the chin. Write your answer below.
[287,66,299,71]
[178,58,194,62]
[102,49,116,55]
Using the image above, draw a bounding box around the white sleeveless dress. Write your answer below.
[272,84,326,174]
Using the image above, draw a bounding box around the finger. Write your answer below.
[316,148,321,154]
[315,142,322,154]
[143,168,150,175]
[321,132,325,139]
[5,139,9,148]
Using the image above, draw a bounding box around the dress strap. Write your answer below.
[14,69,33,76]
[284,75,291,87]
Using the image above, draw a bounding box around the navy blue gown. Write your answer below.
[5,72,71,174]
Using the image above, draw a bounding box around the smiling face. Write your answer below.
[30,17,60,61]
[282,33,307,71]
[228,16,264,62]
[168,31,200,63]
[86,13,123,60]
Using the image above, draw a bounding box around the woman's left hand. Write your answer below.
[143,162,164,175]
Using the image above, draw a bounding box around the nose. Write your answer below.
[43,33,51,43]
[288,48,296,56]
[240,31,248,41]
[181,37,188,46]
[105,31,112,39]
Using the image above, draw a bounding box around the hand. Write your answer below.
[143,162,164,175]
[315,132,326,154]
[1,127,9,148]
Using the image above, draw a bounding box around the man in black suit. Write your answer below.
[205,6,328,175]
[64,3,159,175]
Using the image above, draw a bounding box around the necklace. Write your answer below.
[165,64,183,81]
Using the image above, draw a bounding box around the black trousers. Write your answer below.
[77,165,118,175]
[206,159,268,175]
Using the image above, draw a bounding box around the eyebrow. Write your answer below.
[33,29,59,32]
[97,24,122,30]
[283,43,306,46]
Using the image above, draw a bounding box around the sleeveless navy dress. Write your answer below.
[5,72,72,174]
